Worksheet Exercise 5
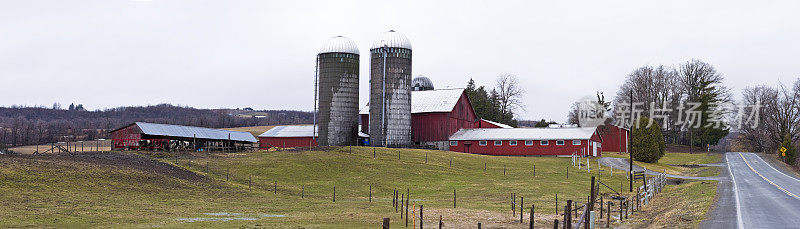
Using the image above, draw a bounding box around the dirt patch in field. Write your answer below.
[1,151,207,182]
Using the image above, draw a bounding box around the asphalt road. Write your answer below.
[599,153,800,228]
[713,152,800,228]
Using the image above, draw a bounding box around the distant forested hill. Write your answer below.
[0,104,313,147]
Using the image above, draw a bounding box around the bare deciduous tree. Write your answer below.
[495,73,525,122]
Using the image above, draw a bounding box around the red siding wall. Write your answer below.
[110,124,143,149]
[599,124,628,153]
[412,92,477,142]
[259,137,317,148]
[449,139,598,156]
[111,124,142,140]
[360,114,369,134]
[475,119,505,128]
[449,131,603,156]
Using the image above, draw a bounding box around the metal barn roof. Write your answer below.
[319,36,360,55]
[412,88,465,113]
[480,119,514,128]
[449,127,598,141]
[371,30,412,50]
[259,125,369,138]
[134,122,258,142]
[359,88,466,115]
[259,125,316,138]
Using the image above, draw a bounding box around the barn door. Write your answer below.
[593,142,600,157]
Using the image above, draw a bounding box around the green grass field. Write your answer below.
[0,147,715,228]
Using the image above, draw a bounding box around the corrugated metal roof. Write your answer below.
[449,127,598,141]
[319,36,359,54]
[371,30,412,50]
[359,88,465,115]
[135,122,258,142]
[481,119,514,128]
[412,88,464,113]
[259,125,369,138]
[258,125,316,137]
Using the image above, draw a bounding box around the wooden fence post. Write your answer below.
[406,191,409,227]
[302,185,304,199]
[520,196,524,223]
[401,193,404,219]
[477,222,481,229]
[274,181,277,194]
[530,204,534,229]
[555,193,558,215]
[369,185,372,202]
[453,189,456,208]
[553,219,559,229]
[606,202,611,228]
[419,205,423,229]
[565,200,572,228]
[600,196,603,219]
[333,186,336,202]
[382,218,390,229]
[249,175,252,191]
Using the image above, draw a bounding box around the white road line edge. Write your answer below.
[727,153,744,229]
[751,153,800,183]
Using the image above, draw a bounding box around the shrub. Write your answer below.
[631,117,665,163]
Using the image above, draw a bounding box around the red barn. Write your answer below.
[476,119,513,128]
[448,127,603,156]
[598,124,629,153]
[258,125,318,148]
[360,88,477,149]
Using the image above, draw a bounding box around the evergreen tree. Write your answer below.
[632,117,666,163]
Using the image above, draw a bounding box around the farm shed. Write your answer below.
[448,127,603,156]
[597,124,629,153]
[360,88,477,150]
[110,122,258,151]
[258,125,368,149]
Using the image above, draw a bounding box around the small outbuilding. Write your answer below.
[448,127,603,156]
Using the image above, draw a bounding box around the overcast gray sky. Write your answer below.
[2,0,799,122]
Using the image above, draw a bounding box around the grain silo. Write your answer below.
[316,36,360,146]
[411,75,434,91]
[369,30,412,147]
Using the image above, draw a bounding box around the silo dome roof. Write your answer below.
[371,30,412,50]
[319,36,359,55]
[412,75,434,91]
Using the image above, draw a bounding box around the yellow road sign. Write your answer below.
[782,152,786,157]
[780,147,787,153]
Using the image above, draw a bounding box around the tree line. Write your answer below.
[464,74,525,127]
[0,104,313,148]
[737,80,800,165]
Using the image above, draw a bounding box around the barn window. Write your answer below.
[525,140,533,146]
[494,140,502,146]
[479,140,487,146]
[510,140,517,146]
[540,140,548,145]
[450,141,458,146]
[556,140,565,145]
[573,140,581,145]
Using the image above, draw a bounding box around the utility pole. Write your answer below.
[629,90,633,193]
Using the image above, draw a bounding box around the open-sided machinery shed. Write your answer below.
[110,122,258,151]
